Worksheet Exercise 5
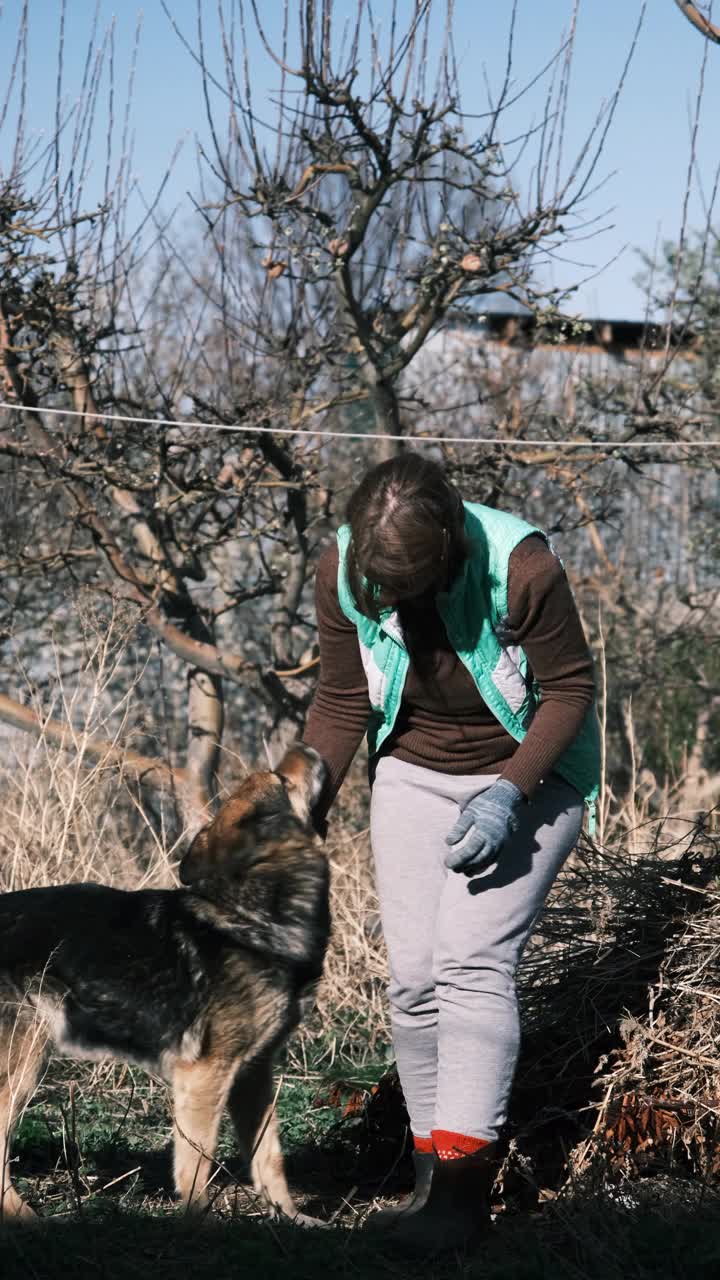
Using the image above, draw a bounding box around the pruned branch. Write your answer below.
[0,689,188,790]
[674,0,720,44]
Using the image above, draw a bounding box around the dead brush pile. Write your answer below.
[511,814,720,1189]
[589,856,720,1182]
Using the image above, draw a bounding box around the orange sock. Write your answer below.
[431,1129,490,1160]
[413,1133,433,1154]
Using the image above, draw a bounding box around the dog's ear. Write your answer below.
[178,826,213,885]
[178,798,267,884]
[275,744,327,825]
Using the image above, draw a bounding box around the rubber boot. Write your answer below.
[372,1143,496,1255]
[366,1150,434,1228]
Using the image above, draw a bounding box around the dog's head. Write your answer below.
[179,743,326,887]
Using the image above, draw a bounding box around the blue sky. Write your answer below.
[1,1,719,320]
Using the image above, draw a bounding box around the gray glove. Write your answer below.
[444,778,524,874]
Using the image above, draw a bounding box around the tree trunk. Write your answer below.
[50,323,227,818]
[186,664,224,828]
[370,376,403,462]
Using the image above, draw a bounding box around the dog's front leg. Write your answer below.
[0,1007,48,1225]
[227,1052,323,1227]
[171,1057,235,1212]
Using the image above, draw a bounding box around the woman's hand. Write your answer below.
[444,779,525,874]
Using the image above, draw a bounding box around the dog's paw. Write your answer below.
[0,1195,39,1227]
[290,1210,328,1229]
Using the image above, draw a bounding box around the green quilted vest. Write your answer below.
[336,502,600,830]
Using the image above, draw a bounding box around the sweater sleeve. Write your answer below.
[302,542,371,813]
[499,535,596,799]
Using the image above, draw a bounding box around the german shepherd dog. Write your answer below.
[0,744,329,1224]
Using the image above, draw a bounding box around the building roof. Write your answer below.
[477,310,693,354]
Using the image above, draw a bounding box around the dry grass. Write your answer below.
[1,608,181,893]
[0,725,389,1061]
[293,818,391,1073]
[0,734,177,894]
[0,690,392,1225]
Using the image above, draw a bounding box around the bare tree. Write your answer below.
[0,1,647,822]
[10,0,716,829]
[0,5,323,828]
[177,0,645,457]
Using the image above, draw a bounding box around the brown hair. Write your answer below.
[345,453,469,622]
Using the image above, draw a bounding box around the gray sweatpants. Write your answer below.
[369,756,583,1141]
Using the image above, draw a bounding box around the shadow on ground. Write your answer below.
[2,1179,720,1280]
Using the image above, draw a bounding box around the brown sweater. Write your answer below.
[303,534,595,810]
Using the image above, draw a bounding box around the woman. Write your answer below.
[303,453,599,1250]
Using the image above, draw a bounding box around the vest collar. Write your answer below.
[378,610,405,646]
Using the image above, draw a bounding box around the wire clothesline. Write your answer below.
[0,398,719,449]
